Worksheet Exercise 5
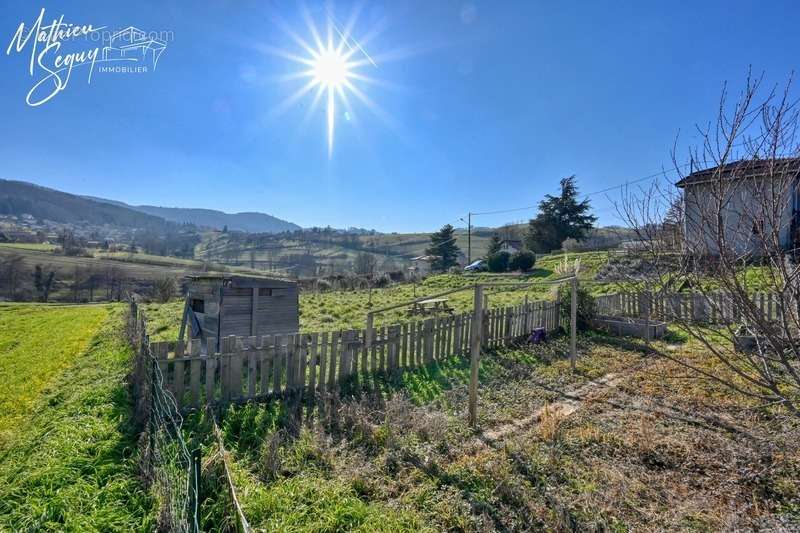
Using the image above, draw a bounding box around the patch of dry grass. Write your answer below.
[196,329,799,531]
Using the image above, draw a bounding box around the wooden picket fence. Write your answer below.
[595,291,782,324]
[146,299,562,411]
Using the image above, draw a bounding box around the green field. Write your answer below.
[0,274,796,531]
[0,304,108,445]
[144,252,611,341]
[0,242,57,252]
[0,305,153,530]
[196,228,497,274]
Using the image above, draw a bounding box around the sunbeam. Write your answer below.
[267,5,395,157]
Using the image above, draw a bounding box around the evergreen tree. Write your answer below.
[426,224,461,271]
[487,233,502,256]
[525,176,596,253]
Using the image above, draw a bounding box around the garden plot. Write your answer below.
[190,331,798,532]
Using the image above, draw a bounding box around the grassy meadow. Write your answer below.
[0,253,796,531]
[0,303,108,445]
[0,304,153,531]
[144,251,612,341]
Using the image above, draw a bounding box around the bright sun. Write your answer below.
[312,48,349,88]
[267,6,391,158]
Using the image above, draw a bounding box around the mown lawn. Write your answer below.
[0,305,154,531]
[0,303,108,446]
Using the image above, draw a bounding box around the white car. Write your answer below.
[464,260,487,272]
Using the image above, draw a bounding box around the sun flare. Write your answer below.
[267,6,391,158]
[312,48,350,89]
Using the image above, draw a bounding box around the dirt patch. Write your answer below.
[482,372,626,442]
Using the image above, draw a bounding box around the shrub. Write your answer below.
[487,251,510,272]
[373,273,392,288]
[152,276,177,303]
[314,279,332,292]
[556,283,596,330]
[509,250,536,272]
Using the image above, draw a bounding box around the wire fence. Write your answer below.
[209,407,253,533]
[129,299,201,532]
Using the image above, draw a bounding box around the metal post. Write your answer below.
[570,277,578,372]
[190,448,201,532]
[469,284,483,427]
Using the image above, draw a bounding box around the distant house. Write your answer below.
[499,239,523,254]
[677,158,800,255]
[409,255,437,276]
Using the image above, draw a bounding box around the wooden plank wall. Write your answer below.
[595,291,782,324]
[151,300,561,410]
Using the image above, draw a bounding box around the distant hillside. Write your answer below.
[131,205,301,233]
[83,196,300,234]
[0,179,172,230]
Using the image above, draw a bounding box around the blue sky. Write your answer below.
[1,0,798,232]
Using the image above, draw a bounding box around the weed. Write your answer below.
[538,403,567,444]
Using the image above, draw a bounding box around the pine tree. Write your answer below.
[487,233,502,256]
[426,224,461,271]
[525,176,596,253]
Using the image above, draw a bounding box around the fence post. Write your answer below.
[570,277,577,372]
[365,312,374,354]
[639,291,652,344]
[469,284,483,427]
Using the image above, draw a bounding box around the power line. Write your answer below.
[469,164,689,218]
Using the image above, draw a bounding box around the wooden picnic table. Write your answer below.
[407,297,454,316]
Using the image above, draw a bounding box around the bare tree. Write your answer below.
[85,267,99,302]
[0,254,24,299]
[618,71,800,415]
[152,276,178,303]
[354,252,378,276]
[72,266,85,302]
[33,264,56,302]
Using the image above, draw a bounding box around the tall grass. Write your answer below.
[0,306,154,531]
[0,303,108,446]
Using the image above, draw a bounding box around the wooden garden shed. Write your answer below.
[182,274,299,347]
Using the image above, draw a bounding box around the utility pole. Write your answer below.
[467,212,472,264]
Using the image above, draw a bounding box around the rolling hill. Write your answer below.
[0,179,173,230]
[85,197,300,234]
[130,205,300,233]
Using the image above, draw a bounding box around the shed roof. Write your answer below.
[186,274,295,288]
[675,157,800,188]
